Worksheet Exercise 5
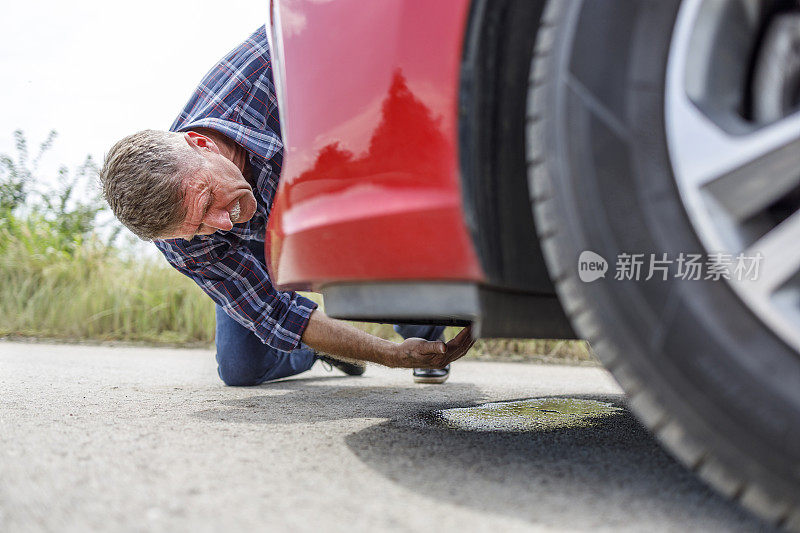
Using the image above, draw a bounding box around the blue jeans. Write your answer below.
[215,305,317,386]
[214,306,447,386]
[213,237,318,386]
[393,324,446,343]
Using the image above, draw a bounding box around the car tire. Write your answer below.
[527,0,800,528]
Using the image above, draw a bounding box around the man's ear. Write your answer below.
[184,131,221,154]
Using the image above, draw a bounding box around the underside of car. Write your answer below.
[268,0,800,528]
[321,0,576,341]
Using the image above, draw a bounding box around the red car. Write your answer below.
[266,0,800,526]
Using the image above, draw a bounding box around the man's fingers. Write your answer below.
[443,324,476,364]
[398,326,475,368]
[419,339,446,355]
[447,324,475,352]
[447,324,473,347]
[403,339,447,368]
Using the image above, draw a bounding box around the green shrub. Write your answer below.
[0,130,215,343]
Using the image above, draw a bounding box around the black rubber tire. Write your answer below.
[527,0,800,529]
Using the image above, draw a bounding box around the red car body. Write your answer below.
[266,0,573,338]
[267,0,480,288]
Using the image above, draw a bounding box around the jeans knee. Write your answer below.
[216,360,263,387]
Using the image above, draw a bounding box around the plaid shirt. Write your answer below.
[154,26,317,352]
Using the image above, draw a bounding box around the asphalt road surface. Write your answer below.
[0,341,772,532]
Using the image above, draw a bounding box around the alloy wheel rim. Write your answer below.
[666,0,800,354]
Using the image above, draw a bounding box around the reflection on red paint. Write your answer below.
[289,70,451,201]
[268,0,482,289]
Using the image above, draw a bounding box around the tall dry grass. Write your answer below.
[0,219,215,344]
[0,217,593,363]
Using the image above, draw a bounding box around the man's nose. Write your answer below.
[204,208,233,231]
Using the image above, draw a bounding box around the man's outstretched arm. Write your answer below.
[301,309,475,369]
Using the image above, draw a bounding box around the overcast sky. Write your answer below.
[1,1,267,183]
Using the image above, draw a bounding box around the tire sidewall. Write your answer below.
[538,0,800,502]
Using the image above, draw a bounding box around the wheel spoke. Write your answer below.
[669,96,800,220]
[740,209,800,299]
[666,0,800,221]
[703,113,800,220]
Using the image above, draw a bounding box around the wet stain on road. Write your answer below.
[433,398,623,432]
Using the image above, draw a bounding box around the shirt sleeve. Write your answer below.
[154,234,317,352]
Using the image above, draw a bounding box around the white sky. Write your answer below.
[0,0,268,182]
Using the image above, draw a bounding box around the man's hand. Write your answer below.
[301,309,476,369]
[389,325,475,368]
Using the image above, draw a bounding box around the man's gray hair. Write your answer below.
[100,130,202,240]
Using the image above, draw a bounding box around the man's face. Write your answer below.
[167,133,258,240]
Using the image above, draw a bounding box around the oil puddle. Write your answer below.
[434,398,623,432]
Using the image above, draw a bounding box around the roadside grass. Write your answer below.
[0,221,215,344]
[0,223,595,364]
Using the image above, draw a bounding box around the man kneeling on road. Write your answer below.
[99,26,473,386]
